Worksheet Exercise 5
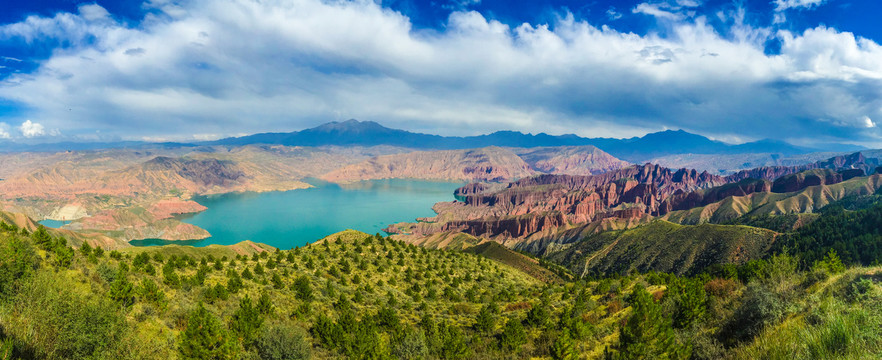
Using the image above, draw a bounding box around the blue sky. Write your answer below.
[0,0,880,147]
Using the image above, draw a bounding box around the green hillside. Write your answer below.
[463,241,566,284]
[549,220,778,277]
[663,174,882,225]
[3,213,882,359]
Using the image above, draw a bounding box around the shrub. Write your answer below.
[0,234,39,297]
[392,326,429,360]
[254,323,311,360]
[312,314,345,350]
[719,282,786,345]
[6,271,129,359]
[138,278,166,308]
[550,331,577,360]
[704,278,739,298]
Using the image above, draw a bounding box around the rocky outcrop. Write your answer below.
[726,151,880,183]
[393,154,882,247]
[389,164,728,241]
[840,169,866,181]
[663,174,882,225]
[770,169,842,193]
[661,178,772,214]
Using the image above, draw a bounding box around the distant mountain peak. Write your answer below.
[207,121,827,162]
[311,119,389,132]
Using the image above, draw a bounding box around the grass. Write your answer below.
[734,267,882,360]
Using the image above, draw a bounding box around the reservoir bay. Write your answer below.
[128,179,462,249]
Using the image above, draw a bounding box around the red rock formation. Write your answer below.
[770,169,842,193]
[660,179,772,214]
[726,152,877,183]
[399,156,882,241]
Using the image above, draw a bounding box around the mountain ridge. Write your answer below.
[209,120,848,162]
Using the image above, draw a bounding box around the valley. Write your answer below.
[2,121,882,360]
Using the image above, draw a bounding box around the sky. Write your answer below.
[0,0,880,147]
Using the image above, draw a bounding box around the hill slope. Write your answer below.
[548,220,778,276]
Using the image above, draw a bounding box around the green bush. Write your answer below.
[719,283,786,345]
[254,323,311,360]
[5,271,129,359]
[0,234,38,298]
[392,326,429,360]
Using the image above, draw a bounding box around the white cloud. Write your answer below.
[0,123,10,139]
[606,7,623,21]
[0,0,879,144]
[773,0,826,23]
[774,0,826,12]
[633,3,684,21]
[78,4,111,22]
[18,120,45,138]
[864,116,876,128]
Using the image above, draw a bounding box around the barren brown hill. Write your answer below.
[513,146,631,175]
[321,147,540,183]
[0,145,406,244]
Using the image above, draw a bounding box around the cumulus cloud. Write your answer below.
[0,123,10,139]
[865,116,877,128]
[0,0,879,145]
[18,120,45,138]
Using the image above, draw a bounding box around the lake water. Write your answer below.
[125,179,462,249]
[38,219,69,228]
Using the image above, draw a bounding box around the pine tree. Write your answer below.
[474,303,496,334]
[257,292,274,316]
[526,301,551,328]
[271,272,284,289]
[500,318,526,352]
[292,275,313,301]
[230,295,264,346]
[612,284,689,360]
[109,268,135,307]
[551,331,577,360]
[138,278,166,308]
[673,278,707,329]
[179,304,238,359]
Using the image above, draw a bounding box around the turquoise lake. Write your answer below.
[123,179,462,249]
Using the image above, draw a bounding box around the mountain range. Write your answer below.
[212,119,858,162]
[0,119,865,162]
